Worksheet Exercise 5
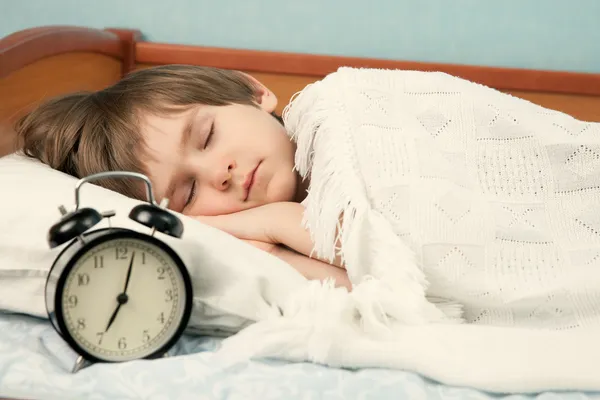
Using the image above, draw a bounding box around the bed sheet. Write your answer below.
[0,313,595,400]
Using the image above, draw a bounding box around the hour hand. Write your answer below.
[104,303,121,333]
[105,292,129,332]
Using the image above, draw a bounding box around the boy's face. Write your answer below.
[141,100,298,216]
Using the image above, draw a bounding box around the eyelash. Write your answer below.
[185,122,215,208]
[204,123,215,149]
[185,179,196,208]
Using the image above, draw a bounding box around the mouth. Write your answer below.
[243,161,261,201]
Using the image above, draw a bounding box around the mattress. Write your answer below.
[0,312,595,400]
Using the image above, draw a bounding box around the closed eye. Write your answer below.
[204,122,214,149]
[184,179,197,210]
[183,120,214,211]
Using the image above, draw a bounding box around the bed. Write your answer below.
[1,25,600,400]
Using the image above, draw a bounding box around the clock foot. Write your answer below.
[72,355,92,373]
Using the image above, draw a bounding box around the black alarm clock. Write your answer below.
[45,171,193,370]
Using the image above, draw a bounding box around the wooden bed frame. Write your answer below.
[2,25,600,159]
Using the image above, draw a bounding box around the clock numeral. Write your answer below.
[67,295,78,308]
[142,330,151,343]
[77,273,90,286]
[96,332,104,345]
[157,312,165,325]
[76,318,86,331]
[118,337,127,349]
[116,247,128,260]
[165,289,173,302]
[157,267,166,280]
[141,252,146,265]
[94,255,104,268]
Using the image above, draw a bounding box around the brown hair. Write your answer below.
[15,65,260,199]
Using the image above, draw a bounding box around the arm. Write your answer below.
[271,245,350,290]
[197,202,345,268]
[264,202,345,269]
[243,240,351,291]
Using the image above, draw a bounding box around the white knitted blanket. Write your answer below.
[217,68,600,393]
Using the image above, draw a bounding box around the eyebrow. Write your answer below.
[164,112,195,208]
[179,115,194,152]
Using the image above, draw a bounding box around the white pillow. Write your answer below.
[0,153,307,335]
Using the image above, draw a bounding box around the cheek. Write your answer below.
[267,169,297,203]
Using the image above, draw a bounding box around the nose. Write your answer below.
[213,161,235,191]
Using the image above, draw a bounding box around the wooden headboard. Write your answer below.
[2,25,600,158]
[134,41,600,121]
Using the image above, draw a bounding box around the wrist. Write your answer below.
[264,202,305,243]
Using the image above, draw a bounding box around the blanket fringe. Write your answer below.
[283,71,463,326]
[215,67,600,395]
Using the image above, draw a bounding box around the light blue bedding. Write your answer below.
[0,312,595,400]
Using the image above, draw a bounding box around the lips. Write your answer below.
[243,162,261,201]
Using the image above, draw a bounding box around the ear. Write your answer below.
[240,73,278,113]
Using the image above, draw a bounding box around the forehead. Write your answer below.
[140,108,196,161]
[138,108,196,200]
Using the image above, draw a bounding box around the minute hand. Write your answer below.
[123,252,135,294]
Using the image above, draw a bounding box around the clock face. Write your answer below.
[58,236,189,362]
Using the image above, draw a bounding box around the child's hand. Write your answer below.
[195,202,294,244]
[195,202,345,270]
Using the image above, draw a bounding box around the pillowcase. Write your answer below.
[0,153,307,335]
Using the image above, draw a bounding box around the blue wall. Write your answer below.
[2,0,599,73]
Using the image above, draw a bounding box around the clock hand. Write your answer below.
[104,293,129,332]
[105,253,135,333]
[123,252,135,294]
[105,303,121,333]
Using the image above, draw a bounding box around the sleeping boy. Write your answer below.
[15,63,600,330]
[15,65,351,289]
